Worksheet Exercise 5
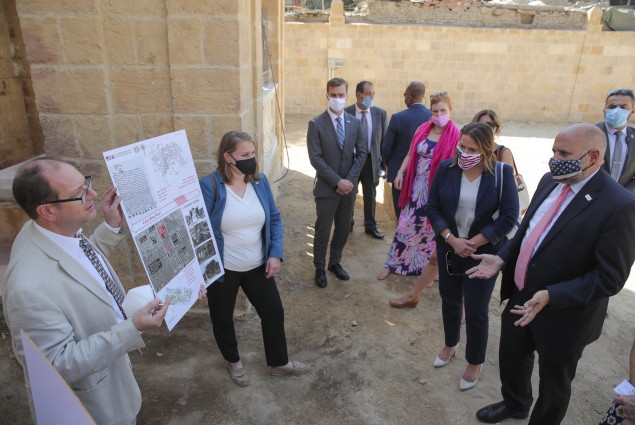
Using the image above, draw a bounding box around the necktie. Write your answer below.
[79,234,127,318]
[513,185,571,291]
[336,116,344,151]
[611,131,623,181]
[360,110,369,150]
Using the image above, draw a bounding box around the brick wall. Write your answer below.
[284,14,633,123]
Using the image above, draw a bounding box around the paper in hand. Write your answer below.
[614,379,635,396]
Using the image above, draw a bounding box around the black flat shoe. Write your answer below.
[365,227,384,239]
[476,401,529,423]
[315,268,327,288]
[327,264,350,281]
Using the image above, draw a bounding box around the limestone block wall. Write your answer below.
[0,1,41,170]
[284,20,635,123]
[11,0,285,281]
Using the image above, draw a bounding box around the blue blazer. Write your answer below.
[199,171,284,280]
[427,160,519,255]
[381,103,432,182]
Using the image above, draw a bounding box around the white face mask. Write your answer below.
[328,97,346,113]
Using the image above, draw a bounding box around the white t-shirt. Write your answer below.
[221,182,266,271]
[455,174,481,238]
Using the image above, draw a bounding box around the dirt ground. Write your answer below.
[1,115,635,425]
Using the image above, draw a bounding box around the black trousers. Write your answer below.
[313,193,354,269]
[438,252,496,365]
[351,154,377,229]
[499,287,585,425]
[206,264,288,367]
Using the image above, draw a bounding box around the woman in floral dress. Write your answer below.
[377,92,461,308]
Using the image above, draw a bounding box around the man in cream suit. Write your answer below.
[3,159,170,425]
[307,77,367,288]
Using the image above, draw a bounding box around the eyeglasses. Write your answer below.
[430,91,448,98]
[40,176,92,205]
[608,89,634,97]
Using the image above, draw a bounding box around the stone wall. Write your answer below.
[284,7,634,123]
[7,0,285,281]
[0,1,41,170]
[287,0,590,29]
[357,0,587,29]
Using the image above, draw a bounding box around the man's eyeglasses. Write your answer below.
[40,176,92,205]
[608,89,634,97]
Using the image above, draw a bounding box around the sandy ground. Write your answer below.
[1,115,635,424]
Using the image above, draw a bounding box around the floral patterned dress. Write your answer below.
[384,139,437,276]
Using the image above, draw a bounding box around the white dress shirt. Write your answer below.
[354,104,373,151]
[33,222,126,323]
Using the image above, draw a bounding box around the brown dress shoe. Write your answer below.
[389,297,419,308]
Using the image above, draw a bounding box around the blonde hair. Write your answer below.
[451,122,496,174]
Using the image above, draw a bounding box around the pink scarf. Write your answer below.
[398,120,460,208]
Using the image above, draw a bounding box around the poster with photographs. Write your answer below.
[103,130,224,330]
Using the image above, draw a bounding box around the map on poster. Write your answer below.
[103,130,224,330]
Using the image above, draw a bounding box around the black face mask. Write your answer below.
[231,156,257,176]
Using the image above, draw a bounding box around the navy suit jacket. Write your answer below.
[381,103,432,182]
[427,160,519,259]
[498,170,635,348]
[597,122,635,193]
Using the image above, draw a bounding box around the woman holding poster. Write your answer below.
[200,131,310,387]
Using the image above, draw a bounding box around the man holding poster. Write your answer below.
[3,159,169,425]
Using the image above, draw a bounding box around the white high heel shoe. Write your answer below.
[433,344,459,368]
[459,364,483,390]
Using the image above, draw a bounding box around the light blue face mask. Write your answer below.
[605,107,631,129]
[361,96,374,109]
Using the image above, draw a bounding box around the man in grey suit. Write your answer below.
[597,88,635,194]
[381,81,432,217]
[307,77,367,288]
[3,159,170,425]
[344,80,388,240]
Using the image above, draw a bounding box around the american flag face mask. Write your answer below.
[548,151,589,180]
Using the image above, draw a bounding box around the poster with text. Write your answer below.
[103,130,223,330]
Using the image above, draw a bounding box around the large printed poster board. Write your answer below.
[103,130,223,330]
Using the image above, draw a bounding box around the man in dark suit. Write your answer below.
[597,88,635,194]
[307,77,367,288]
[344,80,387,239]
[381,81,432,217]
[467,123,635,425]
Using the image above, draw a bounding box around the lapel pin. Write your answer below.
[585,194,592,201]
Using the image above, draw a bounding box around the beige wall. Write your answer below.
[7,0,285,279]
[284,19,635,124]
[0,1,42,169]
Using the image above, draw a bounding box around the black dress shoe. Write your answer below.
[476,401,529,423]
[327,264,350,280]
[315,268,327,288]
[365,227,384,239]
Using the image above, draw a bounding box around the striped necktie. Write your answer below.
[79,234,127,318]
[336,116,344,151]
